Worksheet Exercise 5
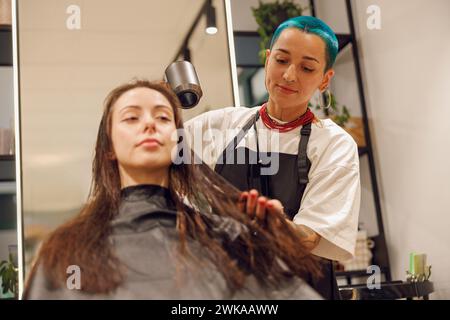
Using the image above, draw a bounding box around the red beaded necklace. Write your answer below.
[259,103,315,132]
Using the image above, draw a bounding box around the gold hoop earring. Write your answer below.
[319,89,332,109]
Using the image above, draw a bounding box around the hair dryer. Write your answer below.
[164,61,203,109]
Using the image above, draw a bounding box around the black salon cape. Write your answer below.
[24,185,322,300]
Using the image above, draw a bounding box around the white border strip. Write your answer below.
[11,0,24,299]
[224,0,240,107]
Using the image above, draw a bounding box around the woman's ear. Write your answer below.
[320,68,335,92]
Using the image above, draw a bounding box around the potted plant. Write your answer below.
[0,252,18,299]
[309,93,366,147]
[309,92,351,126]
[252,0,307,64]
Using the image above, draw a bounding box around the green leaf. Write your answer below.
[0,258,18,296]
[252,0,307,64]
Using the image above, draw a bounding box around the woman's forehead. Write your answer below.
[274,28,326,62]
[113,87,172,112]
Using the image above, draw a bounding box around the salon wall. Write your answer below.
[317,0,450,299]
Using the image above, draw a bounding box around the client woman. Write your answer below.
[23,80,322,299]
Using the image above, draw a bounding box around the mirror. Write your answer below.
[14,0,236,294]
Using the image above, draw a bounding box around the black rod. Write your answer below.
[309,0,316,17]
[345,0,391,280]
[171,0,210,63]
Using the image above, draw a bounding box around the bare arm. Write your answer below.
[287,221,321,252]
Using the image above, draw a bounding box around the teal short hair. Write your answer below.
[270,16,338,71]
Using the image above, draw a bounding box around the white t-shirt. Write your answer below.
[184,106,361,262]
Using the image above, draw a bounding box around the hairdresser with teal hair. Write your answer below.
[185,16,360,299]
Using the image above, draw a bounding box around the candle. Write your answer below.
[409,252,415,274]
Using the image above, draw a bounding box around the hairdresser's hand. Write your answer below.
[238,189,285,225]
[238,189,321,251]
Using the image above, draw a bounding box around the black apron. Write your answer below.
[214,111,339,300]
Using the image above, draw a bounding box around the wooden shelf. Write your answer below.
[339,280,434,300]
[0,154,15,161]
[358,146,368,156]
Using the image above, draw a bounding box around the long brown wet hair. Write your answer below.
[24,79,321,296]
